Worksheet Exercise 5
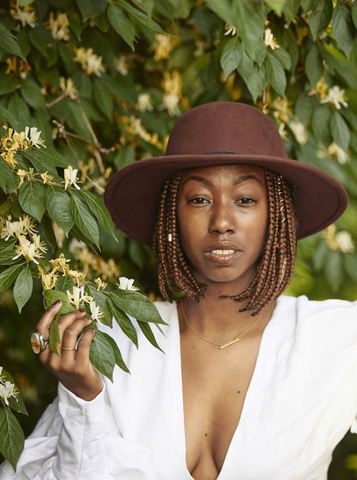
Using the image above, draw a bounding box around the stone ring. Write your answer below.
[31,332,49,354]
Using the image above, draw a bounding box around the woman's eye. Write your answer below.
[190,197,209,204]
[237,198,256,205]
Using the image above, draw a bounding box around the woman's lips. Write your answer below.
[203,249,242,265]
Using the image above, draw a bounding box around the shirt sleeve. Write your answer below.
[0,381,159,480]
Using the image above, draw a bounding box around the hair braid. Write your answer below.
[152,169,298,312]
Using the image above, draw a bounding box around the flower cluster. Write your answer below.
[66,286,103,322]
[5,56,32,79]
[10,3,36,28]
[320,85,348,110]
[1,127,45,168]
[161,70,182,117]
[73,47,106,76]
[46,11,70,41]
[0,367,18,407]
[322,224,354,253]
[60,77,78,99]
[117,277,139,291]
[153,33,174,61]
[122,115,163,149]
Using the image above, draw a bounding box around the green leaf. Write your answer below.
[305,45,324,88]
[100,331,130,373]
[137,320,164,353]
[113,143,135,170]
[109,290,167,324]
[89,329,115,381]
[67,0,88,41]
[11,198,25,218]
[108,299,138,347]
[0,241,17,266]
[20,148,67,176]
[0,73,18,96]
[352,4,357,29]
[324,250,343,291]
[70,225,100,255]
[7,93,31,130]
[254,40,267,68]
[313,106,332,146]
[15,29,31,59]
[220,36,242,80]
[266,53,286,97]
[86,284,113,327]
[13,266,33,313]
[70,194,100,247]
[2,370,28,416]
[231,1,266,60]
[44,289,76,314]
[117,0,169,35]
[75,190,117,242]
[332,1,355,59]
[344,253,357,282]
[128,239,145,268]
[46,186,74,236]
[0,104,15,123]
[0,199,12,217]
[94,79,113,120]
[270,46,291,71]
[108,4,136,51]
[76,0,107,21]
[42,212,57,252]
[37,257,51,274]
[283,0,301,25]
[0,406,25,472]
[296,94,314,127]
[20,77,45,109]
[246,64,268,103]
[96,10,110,32]
[28,25,54,56]
[55,275,74,293]
[0,22,25,60]
[331,111,350,151]
[0,157,13,193]
[237,46,254,80]
[308,0,333,41]
[18,181,46,222]
[0,265,22,293]
[49,314,60,356]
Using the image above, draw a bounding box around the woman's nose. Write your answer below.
[208,203,236,234]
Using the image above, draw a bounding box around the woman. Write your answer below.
[1,102,356,480]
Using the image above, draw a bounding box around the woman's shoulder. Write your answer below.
[277,294,357,317]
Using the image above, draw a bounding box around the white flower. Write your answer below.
[69,238,86,260]
[137,93,154,112]
[118,277,139,291]
[278,122,287,139]
[328,142,348,164]
[323,224,354,253]
[224,24,236,36]
[89,301,103,322]
[12,7,36,28]
[320,85,348,109]
[24,126,46,148]
[264,29,279,50]
[162,93,181,116]
[12,235,43,264]
[289,121,307,145]
[67,286,93,309]
[64,165,80,190]
[114,57,128,76]
[0,380,18,406]
[86,54,106,76]
[1,215,37,241]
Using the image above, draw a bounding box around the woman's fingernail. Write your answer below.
[53,300,61,306]
[89,327,95,331]
[78,309,86,313]
[84,316,92,320]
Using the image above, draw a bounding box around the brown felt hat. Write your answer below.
[105,102,348,246]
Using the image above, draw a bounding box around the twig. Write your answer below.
[75,99,106,175]
[129,0,147,12]
[46,93,78,110]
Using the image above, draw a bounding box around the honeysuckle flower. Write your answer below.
[11,5,36,28]
[32,234,47,254]
[66,286,83,310]
[94,277,107,291]
[308,77,329,100]
[278,122,288,139]
[272,97,293,124]
[67,269,86,285]
[69,238,86,260]
[40,171,53,184]
[17,169,28,187]
[137,93,154,112]
[289,121,307,144]
[1,215,37,241]
[320,85,348,109]
[0,379,18,406]
[264,29,279,49]
[153,33,173,61]
[41,272,58,290]
[12,235,43,264]
[114,57,129,76]
[59,77,78,99]
[224,24,237,36]
[73,47,106,76]
[162,93,181,116]
[25,127,46,148]
[322,224,354,253]
[89,301,103,322]
[64,165,80,190]
[46,11,70,41]
[52,223,66,248]
[328,142,348,164]
[118,277,139,291]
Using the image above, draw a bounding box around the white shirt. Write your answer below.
[2,295,357,480]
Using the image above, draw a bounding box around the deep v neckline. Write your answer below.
[174,298,282,480]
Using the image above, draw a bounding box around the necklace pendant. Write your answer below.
[220,338,240,349]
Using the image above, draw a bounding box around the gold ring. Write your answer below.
[61,347,76,351]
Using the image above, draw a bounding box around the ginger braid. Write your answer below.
[152,169,298,311]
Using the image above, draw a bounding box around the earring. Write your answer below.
[167,234,173,242]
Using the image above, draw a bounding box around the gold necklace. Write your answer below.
[180,301,263,350]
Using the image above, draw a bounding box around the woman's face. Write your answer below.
[177,164,268,292]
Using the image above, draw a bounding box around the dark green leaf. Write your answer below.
[331,111,350,151]
[296,94,314,127]
[86,284,112,327]
[254,40,267,68]
[28,25,54,56]
[55,275,74,293]
[246,64,268,103]
[67,0,88,41]
[20,148,67,176]
[305,45,324,88]
[332,1,354,59]
[324,250,343,291]
[44,289,76,314]
[70,194,100,247]
[108,299,138,347]
[76,0,107,21]
[11,198,25,218]
[18,181,46,222]
[0,199,12,217]
[100,331,130,373]
[352,4,357,29]
[0,157,13,193]
[42,212,57,252]
[2,370,28,416]
[94,79,113,120]
[46,186,74,236]
[49,314,60,356]
[109,290,167,324]
[113,143,135,171]
[70,225,100,255]
[89,329,115,381]
[313,106,331,146]
[313,240,329,271]
[13,266,33,313]
[137,320,164,353]
[308,0,333,41]
[0,406,25,472]
[7,93,31,130]
[231,1,265,60]
[0,240,17,266]
[270,46,291,71]
[128,239,145,268]
[344,253,357,282]
[75,189,117,241]
[0,104,15,123]
[0,265,22,293]
[15,29,31,59]
[0,73,18,96]
[108,4,136,51]
[266,53,286,97]
[220,36,241,80]
[96,10,110,32]
[37,257,51,274]
[20,77,45,109]
[237,46,254,80]
[117,0,169,35]
[0,22,25,60]
[283,0,301,24]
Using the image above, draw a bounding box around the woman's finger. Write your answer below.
[75,327,96,366]
[36,300,62,337]
[61,316,92,358]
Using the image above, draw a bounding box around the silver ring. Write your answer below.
[31,332,49,354]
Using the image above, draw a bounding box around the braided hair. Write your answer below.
[152,169,298,315]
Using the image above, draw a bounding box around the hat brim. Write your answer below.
[104,153,348,246]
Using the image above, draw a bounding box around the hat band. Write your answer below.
[205,151,237,154]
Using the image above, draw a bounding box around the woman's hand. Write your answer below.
[36,300,104,401]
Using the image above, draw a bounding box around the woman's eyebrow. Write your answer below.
[182,175,212,187]
[233,174,263,186]
[182,174,264,187]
